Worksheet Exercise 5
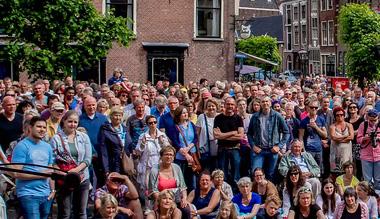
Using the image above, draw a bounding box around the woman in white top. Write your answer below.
[136,115,170,196]
[196,98,219,171]
[316,178,341,219]
[356,181,378,219]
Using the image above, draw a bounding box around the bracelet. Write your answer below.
[51,189,56,193]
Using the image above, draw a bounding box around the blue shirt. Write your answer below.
[300,116,326,152]
[12,137,53,197]
[150,106,170,124]
[79,112,108,154]
[158,112,177,144]
[232,192,261,214]
[176,123,196,160]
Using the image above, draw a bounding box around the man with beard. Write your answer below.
[12,116,55,219]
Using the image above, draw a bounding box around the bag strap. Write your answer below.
[57,133,76,164]
[203,114,211,152]
[176,125,189,147]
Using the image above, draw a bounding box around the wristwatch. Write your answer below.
[51,189,56,193]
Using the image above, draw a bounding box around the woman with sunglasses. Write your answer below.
[282,165,312,217]
[334,187,368,219]
[345,103,365,179]
[135,115,170,204]
[329,107,354,171]
[316,178,341,219]
[288,186,324,219]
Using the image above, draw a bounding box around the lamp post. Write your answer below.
[299,50,308,77]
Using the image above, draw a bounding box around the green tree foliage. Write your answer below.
[236,35,281,72]
[338,3,380,87]
[0,0,134,80]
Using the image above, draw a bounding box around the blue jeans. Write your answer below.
[251,149,279,181]
[218,149,240,185]
[362,160,380,191]
[19,195,53,219]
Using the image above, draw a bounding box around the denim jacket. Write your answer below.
[50,130,92,181]
[247,109,290,149]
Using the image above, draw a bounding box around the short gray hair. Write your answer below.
[155,95,168,106]
[133,98,145,108]
[237,177,252,188]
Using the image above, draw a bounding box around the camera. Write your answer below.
[369,130,379,148]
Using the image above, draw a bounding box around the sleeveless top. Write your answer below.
[193,188,220,219]
[157,174,177,192]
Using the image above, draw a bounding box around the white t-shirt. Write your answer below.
[196,114,217,155]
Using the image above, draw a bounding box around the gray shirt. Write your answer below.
[259,113,270,148]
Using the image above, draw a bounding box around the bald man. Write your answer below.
[0,96,23,151]
[79,96,108,187]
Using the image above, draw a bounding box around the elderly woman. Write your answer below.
[211,169,233,201]
[232,177,261,219]
[330,107,354,171]
[108,67,126,86]
[188,171,221,219]
[334,187,369,219]
[98,106,128,175]
[97,98,110,116]
[251,168,278,205]
[135,115,170,203]
[288,186,324,219]
[50,110,92,219]
[146,190,182,219]
[148,146,188,210]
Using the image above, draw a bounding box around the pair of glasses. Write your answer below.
[299,187,312,193]
[290,172,299,176]
[309,106,318,109]
[336,114,345,117]
[349,106,357,109]
[54,109,64,113]
[148,121,157,125]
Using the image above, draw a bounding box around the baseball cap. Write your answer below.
[51,102,65,111]
[367,109,379,117]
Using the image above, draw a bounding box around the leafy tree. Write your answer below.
[0,0,134,80]
[236,35,281,72]
[338,3,380,88]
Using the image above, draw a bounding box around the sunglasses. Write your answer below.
[148,121,157,125]
[54,109,64,113]
[349,106,357,109]
[336,114,345,117]
[299,187,312,193]
[290,172,299,176]
[309,106,318,109]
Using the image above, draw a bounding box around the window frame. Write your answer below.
[103,0,136,33]
[321,21,328,46]
[194,0,223,39]
[294,25,299,45]
[328,20,334,46]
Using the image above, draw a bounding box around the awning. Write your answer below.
[235,65,262,74]
[142,42,189,49]
[237,51,278,66]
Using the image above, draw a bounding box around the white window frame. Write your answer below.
[301,24,307,45]
[293,5,299,22]
[102,0,137,34]
[194,0,224,40]
[328,20,334,46]
[321,21,327,46]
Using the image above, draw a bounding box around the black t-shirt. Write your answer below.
[213,113,243,148]
[290,204,321,219]
[0,113,23,152]
[341,203,362,219]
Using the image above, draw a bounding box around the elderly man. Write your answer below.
[278,139,321,197]
[124,90,150,120]
[126,99,148,154]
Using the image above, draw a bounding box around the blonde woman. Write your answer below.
[97,98,110,116]
[94,194,118,219]
[288,187,324,219]
[146,190,182,219]
[216,201,238,219]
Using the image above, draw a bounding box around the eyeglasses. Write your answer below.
[255,174,263,177]
[309,106,318,110]
[349,106,357,109]
[148,121,157,125]
[299,187,312,193]
[54,109,64,113]
[336,114,345,117]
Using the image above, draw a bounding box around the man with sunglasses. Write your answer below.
[299,100,328,169]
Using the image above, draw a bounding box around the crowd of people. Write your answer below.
[0,68,380,219]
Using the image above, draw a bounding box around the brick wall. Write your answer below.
[96,0,235,84]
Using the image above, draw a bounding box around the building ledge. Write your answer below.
[192,37,224,42]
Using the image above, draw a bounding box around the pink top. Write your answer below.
[356,121,380,162]
[157,175,177,192]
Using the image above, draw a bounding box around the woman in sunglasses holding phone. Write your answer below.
[135,115,170,204]
[288,186,324,219]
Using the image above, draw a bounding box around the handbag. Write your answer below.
[176,125,202,173]
[115,127,135,175]
[56,133,79,188]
